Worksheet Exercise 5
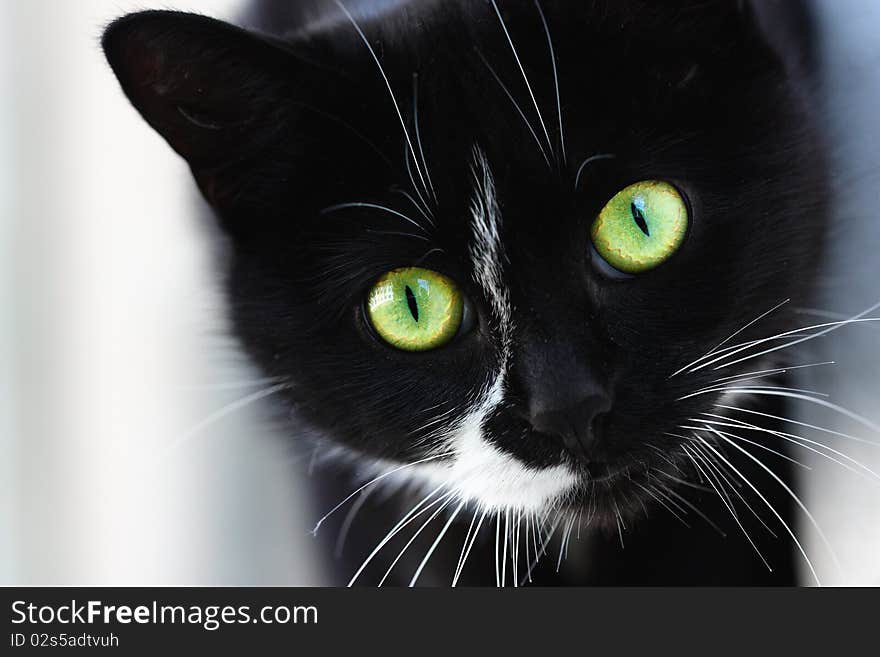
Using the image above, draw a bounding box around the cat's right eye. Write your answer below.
[366,267,472,352]
[590,180,689,275]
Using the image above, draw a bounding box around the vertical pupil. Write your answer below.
[405,285,419,322]
[630,202,650,237]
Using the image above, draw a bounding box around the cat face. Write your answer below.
[104,0,828,523]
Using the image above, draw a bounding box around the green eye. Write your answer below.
[366,267,465,352]
[590,180,689,274]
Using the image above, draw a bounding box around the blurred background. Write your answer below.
[1,0,878,586]
[1,0,323,585]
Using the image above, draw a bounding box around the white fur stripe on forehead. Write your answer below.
[469,147,512,339]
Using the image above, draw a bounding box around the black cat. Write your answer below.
[103,0,831,585]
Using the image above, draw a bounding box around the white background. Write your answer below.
[1,0,322,585]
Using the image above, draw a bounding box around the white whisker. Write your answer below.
[412,73,438,204]
[502,507,510,586]
[520,513,561,585]
[689,443,778,537]
[707,361,835,386]
[313,452,452,535]
[680,384,830,402]
[705,390,880,436]
[683,422,811,470]
[348,485,449,586]
[334,487,375,558]
[322,202,430,235]
[690,312,880,375]
[403,142,433,217]
[392,188,434,226]
[534,0,565,163]
[332,0,431,201]
[409,498,465,587]
[684,443,738,516]
[574,153,615,189]
[513,509,522,586]
[158,383,289,461]
[684,443,771,570]
[378,492,456,586]
[669,299,790,378]
[476,49,552,167]
[174,376,286,391]
[494,510,502,587]
[489,0,554,160]
[453,506,488,587]
[556,515,575,572]
[701,412,880,483]
[634,481,690,527]
[650,476,728,537]
[699,429,834,584]
[716,403,880,448]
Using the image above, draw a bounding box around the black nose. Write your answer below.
[529,393,612,463]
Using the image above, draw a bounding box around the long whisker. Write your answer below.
[378,492,456,586]
[707,361,835,386]
[501,507,510,586]
[653,465,713,494]
[412,73,438,204]
[403,142,433,217]
[716,403,880,448]
[348,484,449,586]
[701,412,880,483]
[689,441,778,537]
[633,481,690,527]
[704,389,880,436]
[453,506,488,586]
[520,513,562,585]
[332,0,431,201]
[534,0,565,163]
[690,312,880,375]
[452,506,478,585]
[648,475,728,536]
[322,202,430,235]
[494,510,502,587]
[679,384,830,402]
[476,49,552,167]
[158,382,290,461]
[489,0,554,160]
[684,443,738,517]
[574,153,615,190]
[669,298,790,378]
[793,306,880,324]
[684,443,771,570]
[392,188,434,226]
[513,509,522,586]
[702,428,840,581]
[643,477,692,516]
[334,486,375,558]
[523,512,532,582]
[682,422,811,470]
[366,229,431,242]
[312,452,452,534]
[409,498,466,587]
[175,376,286,391]
[556,515,575,573]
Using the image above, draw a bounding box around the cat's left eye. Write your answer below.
[366,267,473,352]
[590,180,689,275]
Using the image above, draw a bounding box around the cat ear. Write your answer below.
[102,11,302,168]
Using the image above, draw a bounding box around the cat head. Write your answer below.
[103,0,828,523]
